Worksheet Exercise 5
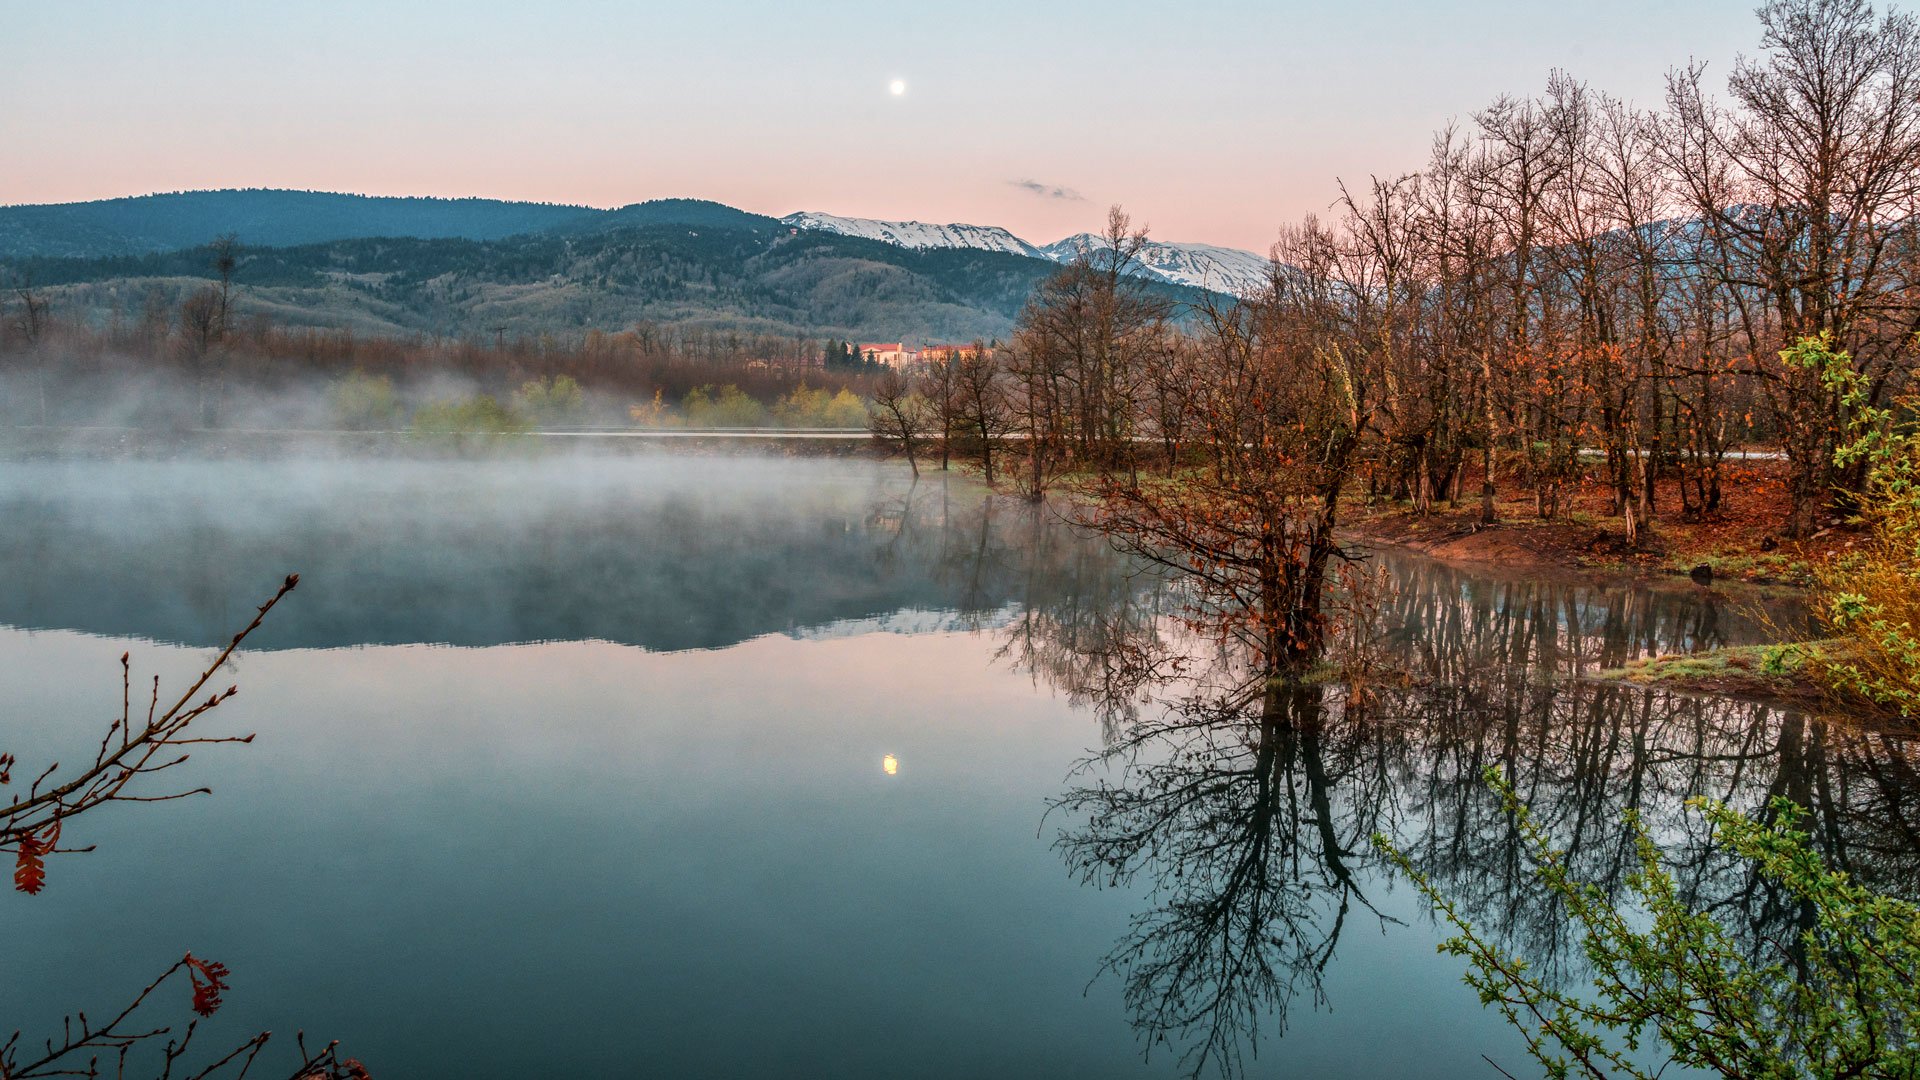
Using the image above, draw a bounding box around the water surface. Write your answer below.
[0,455,1909,1078]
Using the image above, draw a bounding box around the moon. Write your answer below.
[888,78,907,97]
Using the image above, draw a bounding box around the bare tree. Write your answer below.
[1666,0,1920,535]
[179,234,242,428]
[1082,220,1380,674]
[867,365,929,475]
[952,343,1011,486]
[7,271,52,424]
[923,351,961,472]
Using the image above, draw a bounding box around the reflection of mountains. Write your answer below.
[0,459,1136,651]
[1024,551,1917,1077]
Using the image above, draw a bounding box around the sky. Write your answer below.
[3,0,1768,253]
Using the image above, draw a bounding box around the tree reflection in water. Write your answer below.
[1001,543,1920,1076]
[1052,678,1392,1077]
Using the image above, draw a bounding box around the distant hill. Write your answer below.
[591,199,782,234]
[0,189,1214,341]
[0,189,617,259]
[13,221,1176,342]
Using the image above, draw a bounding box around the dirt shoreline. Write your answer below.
[1343,503,1833,591]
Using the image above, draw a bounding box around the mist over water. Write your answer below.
[0,453,1908,1079]
[0,454,1102,650]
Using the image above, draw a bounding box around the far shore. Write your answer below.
[0,424,881,461]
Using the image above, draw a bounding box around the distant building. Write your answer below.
[856,342,916,368]
[918,343,982,365]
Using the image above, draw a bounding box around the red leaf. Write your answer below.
[184,953,231,1017]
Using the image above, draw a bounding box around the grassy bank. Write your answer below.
[1588,643,1832,710]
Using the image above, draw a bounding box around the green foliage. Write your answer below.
[1377,769,1920,1079]
[1759,642,1804,676]
[1805,337,1920,715]
[511,375,585,426]
[328,371,400,430]
[680,384,767,428]
[1779,333,1873,404]
[770,384,869,428]
[410,394,527,434]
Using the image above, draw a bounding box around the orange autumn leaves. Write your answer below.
[0,750,53,895]
[12,819,56,894]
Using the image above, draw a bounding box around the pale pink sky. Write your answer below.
[3,1,1763,252]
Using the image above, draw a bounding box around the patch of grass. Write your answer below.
[1592,643,1831,706]
[1671,550,1815,586]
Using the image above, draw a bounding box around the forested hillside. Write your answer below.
[0,189,612,259]
[7,217,1150,342]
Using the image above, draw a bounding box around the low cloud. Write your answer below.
[1008,178,1085,202]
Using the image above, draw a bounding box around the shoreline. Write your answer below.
[8,427,1878,720]
[1342,498,1837,591]
[0,425,883,461]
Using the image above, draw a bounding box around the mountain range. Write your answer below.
[0,189,1256,341]
[777,211,1271,295]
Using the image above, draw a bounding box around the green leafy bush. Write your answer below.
[771,384,869,428]
[1798,335,1920,716]
[411,394,527,434]
[329,371,400,430]
[1378,770,1920,1079]
[680,384,767,428]
[511,375,585,426]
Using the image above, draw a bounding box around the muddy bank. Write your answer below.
[1343,503,1833,590]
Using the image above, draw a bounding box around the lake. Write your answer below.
[0,453,1912,1078]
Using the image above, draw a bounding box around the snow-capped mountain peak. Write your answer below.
[782,210,1270,296]
[779,212,1046,259]
[1041,234,1272,297]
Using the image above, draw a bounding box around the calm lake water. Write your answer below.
[0,454,1913,1079]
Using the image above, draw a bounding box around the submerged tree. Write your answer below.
[867,365,930,475]
[1078,219,1379,673]
[1009,206,1175,493]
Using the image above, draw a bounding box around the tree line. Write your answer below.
[875,0,1920,548]
[0,251,882,429]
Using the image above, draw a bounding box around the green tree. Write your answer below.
[512,374,586,426]
[681,384,767,428]
[329,371,400,430]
